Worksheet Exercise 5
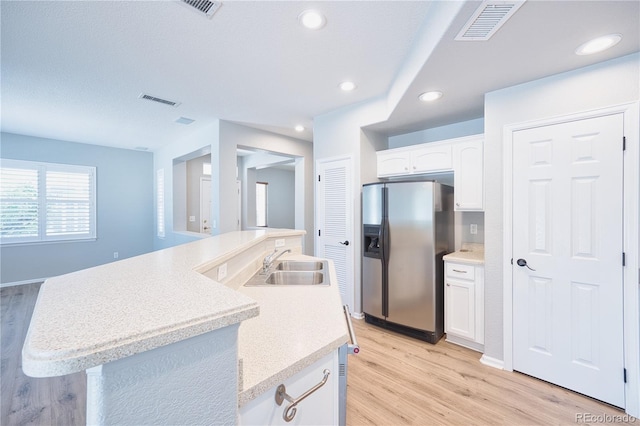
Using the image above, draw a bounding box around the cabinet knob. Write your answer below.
[446,283,450,286]
[456,202,460,207]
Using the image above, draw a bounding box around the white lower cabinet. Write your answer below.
[239,350,339,425]
[444,261,484,352]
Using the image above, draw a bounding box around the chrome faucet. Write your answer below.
[263,249,291,273]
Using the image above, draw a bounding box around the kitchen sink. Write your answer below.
[264,271,324,285]
[276,261,324,271]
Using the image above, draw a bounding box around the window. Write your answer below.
[0,159,96,244]
[156,168,165,238]
[256,182,268,227]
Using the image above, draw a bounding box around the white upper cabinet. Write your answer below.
[377,150,412,177]
[453,138,483,211]
[377,141,452,177]
[411,144,452,173]
[376,134,484,211]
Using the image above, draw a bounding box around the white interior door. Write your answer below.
[512,113,625,407]
[200,177,211,233]
[316,157,353,309]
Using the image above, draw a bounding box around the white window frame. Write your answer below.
[156,168,165,238]
[0,159,96,245]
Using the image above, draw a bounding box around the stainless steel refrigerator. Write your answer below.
[362,181,453,343]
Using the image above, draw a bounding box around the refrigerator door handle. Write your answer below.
[381,186,389,318]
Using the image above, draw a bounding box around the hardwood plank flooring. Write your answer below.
[1,283,629,425]
[347,319,628,425]
[1,284,86,426]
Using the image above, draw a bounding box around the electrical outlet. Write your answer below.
[189,216,196,222]
[213,220,217,228]
[217,263,228,281]
[275,239,285,248]
[470,224,478,235]
[113,252,119,259]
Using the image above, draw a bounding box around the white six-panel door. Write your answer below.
[512,113,625,407]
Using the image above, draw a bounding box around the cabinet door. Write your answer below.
[377,151,411,177]
[239,351,339,426]
[445,278,475,340]
[411,144,452,173]
[453,139,483,211]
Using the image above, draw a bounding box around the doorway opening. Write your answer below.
[236,146,302,231]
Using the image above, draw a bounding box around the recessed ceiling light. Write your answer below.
[298,9,326,30]
[295,125,305,132]
[575,34,622,56]
[339,81,357,91]
[418,91,443,102]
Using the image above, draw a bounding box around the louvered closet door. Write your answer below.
[316,157,353,309]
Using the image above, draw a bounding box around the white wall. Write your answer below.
[154,120,312,252]
[314,98,388,313]
[154,121,220,250]
[483,52,640,361]
[219,121,314,253]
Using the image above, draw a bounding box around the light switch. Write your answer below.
[189,216,195,222]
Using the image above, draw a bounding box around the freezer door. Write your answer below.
[362,256,383,319]
[362,184,383,225]
[385,182,437,331]
[362,183,385,319]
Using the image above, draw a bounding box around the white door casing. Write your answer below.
[511,114,624,407]
[236,180,241,231]
[316,157,354,310]
[200,177,212,234]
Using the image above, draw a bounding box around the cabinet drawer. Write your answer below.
[446,262,475,280]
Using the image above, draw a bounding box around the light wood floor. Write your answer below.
[1,283,628,425]
[347,319,626,425]
[1,283,86,426]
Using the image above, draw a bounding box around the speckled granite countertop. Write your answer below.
[21,230,303,378]
[443,243,485,265]
[236,253,349,406]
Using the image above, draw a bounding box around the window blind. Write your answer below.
[0,159,96,244]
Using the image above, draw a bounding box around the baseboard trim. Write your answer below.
[351,312,364,320]
[0,277,47,288]
[480,355,504,370]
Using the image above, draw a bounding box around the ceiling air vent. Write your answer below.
[180,0,222,19]
[455,1,526,41]
[139,93,181,108]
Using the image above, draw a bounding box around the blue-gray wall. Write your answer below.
[0,132,154,284]
[256,167,295,229]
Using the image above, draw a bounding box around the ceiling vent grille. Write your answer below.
[139,93,181,108]
[180,0,222,19]
[455,1,526,41]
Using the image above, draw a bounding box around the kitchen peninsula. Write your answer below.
[22,230,350,425]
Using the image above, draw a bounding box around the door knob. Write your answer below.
[339,240,350,246]
[516,258,535,271]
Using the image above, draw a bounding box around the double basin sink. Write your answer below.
[245,260,328,286]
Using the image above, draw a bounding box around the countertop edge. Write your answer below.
[237,334,349,407]
[22,303,260,378]
[22,229,305,378]
[443,253,485,265]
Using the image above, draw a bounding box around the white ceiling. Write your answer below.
[1,1,638,151]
